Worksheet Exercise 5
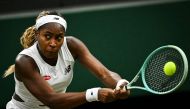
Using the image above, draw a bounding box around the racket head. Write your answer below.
[141,45,188,94]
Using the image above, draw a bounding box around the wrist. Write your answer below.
[85,87,101,102]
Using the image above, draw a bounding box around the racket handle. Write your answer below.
[115,79,129,90]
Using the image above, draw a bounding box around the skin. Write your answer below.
[15,22,130,109]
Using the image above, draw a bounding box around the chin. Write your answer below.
[46,52,58,58]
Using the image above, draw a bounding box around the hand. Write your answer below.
[98,88,117,103]
[114,79,130,100]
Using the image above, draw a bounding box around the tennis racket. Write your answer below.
[126,45,188,94]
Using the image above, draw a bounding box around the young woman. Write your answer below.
[4,10,130,109]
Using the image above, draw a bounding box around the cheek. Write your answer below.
[38,42,46,51]
[38,36,48,45]
[57,41,64,48]
[58,38,64,45]
[38,39,48,49]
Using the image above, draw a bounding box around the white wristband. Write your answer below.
[85,87,101,102]
[115,79,129,90]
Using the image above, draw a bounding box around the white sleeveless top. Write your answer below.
[13,37,75,109]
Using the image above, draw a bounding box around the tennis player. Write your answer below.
[4,10,130,109]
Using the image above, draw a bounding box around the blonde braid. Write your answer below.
[20,26,36,48]
[3,64,15,78]
[3,10,57,78]
[3,26,37,78]
[21,10,50,48]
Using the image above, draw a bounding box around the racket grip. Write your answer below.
[115,79,129,90]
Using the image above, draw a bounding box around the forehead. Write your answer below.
[38,22,65,32]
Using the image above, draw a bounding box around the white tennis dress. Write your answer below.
[6,37,75,109]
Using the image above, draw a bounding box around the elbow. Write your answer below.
[38,93,58,108]
[41,93,71,109]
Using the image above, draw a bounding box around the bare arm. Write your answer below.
[15,54,87,109]
[67,36,123,88]
[67,36,130,102]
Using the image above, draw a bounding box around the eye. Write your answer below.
[45,35,51,40]
[56,35,64,41]
[58,36,63,40]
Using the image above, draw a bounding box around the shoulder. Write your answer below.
[15,54,39,80]
[65,36,88,59]
[16,54,34,63]
[65,36,81,44]
[65,36,86,48]
[15,53,39,73]
[15,42,38,73]
[19,42,37,56]
[15,54,37,69]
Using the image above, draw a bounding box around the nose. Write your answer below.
[49,39,57,48]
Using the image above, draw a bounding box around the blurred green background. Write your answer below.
[0,0,189,108]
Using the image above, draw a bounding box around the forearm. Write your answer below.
[100,69,122,88]
[45,92,87,109]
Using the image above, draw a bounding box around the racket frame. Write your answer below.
[126,45,188,94]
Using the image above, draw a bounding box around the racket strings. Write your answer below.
[144,48,184,93]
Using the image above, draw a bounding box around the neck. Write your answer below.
[37,44,58,66]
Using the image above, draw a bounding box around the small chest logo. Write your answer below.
[43,75,51,80]
[65,65,71,75]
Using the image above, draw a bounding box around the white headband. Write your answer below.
[35,15,67,31]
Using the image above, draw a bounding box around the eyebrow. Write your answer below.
[44,31,64,36]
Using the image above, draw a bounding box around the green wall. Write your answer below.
[0,0,189,107]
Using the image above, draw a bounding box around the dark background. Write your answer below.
[0,0,143,14]
[0,0,190,108]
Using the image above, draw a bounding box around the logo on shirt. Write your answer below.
[65,65,71,75]
[43,75,51,80]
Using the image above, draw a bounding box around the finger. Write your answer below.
[120,85,126,91]
[113,88,120,94]
[115,79,129,90]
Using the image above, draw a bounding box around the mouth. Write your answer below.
[46,47,58,53]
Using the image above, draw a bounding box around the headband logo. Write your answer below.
[54,17,59,20]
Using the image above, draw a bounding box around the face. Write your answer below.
[36,22,65,59]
